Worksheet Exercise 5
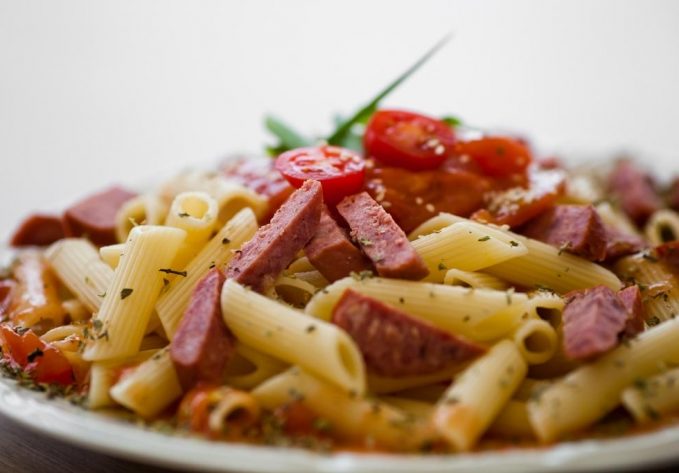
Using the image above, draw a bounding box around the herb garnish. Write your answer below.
[264,34,452,154]
[120,288,134,300]
[159,268,187,277]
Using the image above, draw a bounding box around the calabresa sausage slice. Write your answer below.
[336,192,428,280]
[62,186,137,246]
[226,179,323,293]
[304,207,372,282]
[618,285,645,337]
[331,289,485,377]
[10,214,65,247]
[608,160,663,225]
[170,268,235,390]
[521,205,608,261]
[562,285,633,361]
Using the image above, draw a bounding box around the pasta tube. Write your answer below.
[528,317,679,442]
[252,368,436,450]
[433,340,527,451]
[305,276,529,342]
[221,280,366,395]
[83,225,185,361]
[156,207,258,339]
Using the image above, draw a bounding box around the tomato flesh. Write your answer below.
[366,159,492,233]
[456,136,532,178]
[0,325,73,385]
[275,146,365,205]
[471,168,566,228]
[364,110,456,171]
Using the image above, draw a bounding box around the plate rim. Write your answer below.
[0,376,678,473]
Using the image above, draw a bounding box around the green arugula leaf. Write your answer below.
[441,115,463,127]
[264,115,312,156]
[326,34,452,148]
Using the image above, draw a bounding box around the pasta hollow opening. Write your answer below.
[523,331,553,355]
[181,197,210,219]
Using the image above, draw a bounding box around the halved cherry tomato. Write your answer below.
[456,136,532,178]
[363,110,456,171]
[0,325,74,385]
[275,146,365,204]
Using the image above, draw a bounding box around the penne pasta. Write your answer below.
[115,193,169,243]
[158,170,268,225]
[110,348,182,418]
[88,349,158,409]
[443,269,508,290]
[221,280,366,395]
[512,319,558,365]
[487,400,534,438]
[99,243,125,269]
[433,340,527,451]
[615,253,679,324]
[644,209,679,245]
[305,276,530,342]
[223,342,288,390]
[411,221,528,282]
[45,239,113,313]
[415,214,621,293]
[252,368,436,451]
[83,225,185,361]
[527,317,679,442]
[164,191,219,268]
[155,207,258,339]
[621,367,679,423]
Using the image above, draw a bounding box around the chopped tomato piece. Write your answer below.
[0,280,16,318]
[472,169,566,228]
[364,110,456,171]
[177,384,217,434]
[0,325,74,385]
[456,136,532,178]
[275,146,365,205]
[365,158,492,233]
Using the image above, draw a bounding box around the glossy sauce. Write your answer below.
[365,156,529,233]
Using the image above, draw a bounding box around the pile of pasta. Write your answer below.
[6,164,679,453]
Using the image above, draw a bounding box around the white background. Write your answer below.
[1,0,678,232]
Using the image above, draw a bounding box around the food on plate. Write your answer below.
[3,41,679,455]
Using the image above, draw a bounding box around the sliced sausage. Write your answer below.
[562,286,630,360]
[608,160,663,225]
[63,186,137,246]
[170,268,235,390]
[331,289,485,377]
[618,285,645,337]
[521,205,607,261]
[304,207,372,282]
[336,192,428,280]
[10,214,65,247]
[225,179,323,293]
[604,226,647,261]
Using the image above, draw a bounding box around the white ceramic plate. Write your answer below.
[0,375,678,472]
